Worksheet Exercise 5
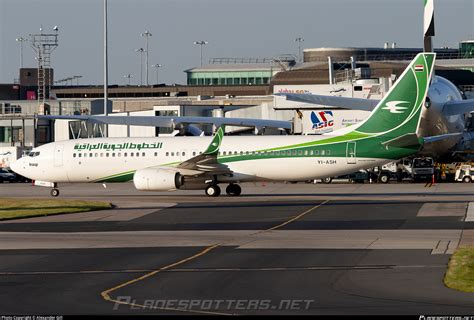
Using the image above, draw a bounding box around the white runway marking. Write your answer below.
[465,202,474,222]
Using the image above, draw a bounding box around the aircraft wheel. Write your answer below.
[321,177,332,184]
[379,174,390,184]
[463,176,472,183]
[205,185,221,197]
[226,184,241,196]
[50,188,60,197]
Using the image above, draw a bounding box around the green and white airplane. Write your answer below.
[12,53,443,197]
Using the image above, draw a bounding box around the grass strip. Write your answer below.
[444,246,474,293]
[0,198,112,220]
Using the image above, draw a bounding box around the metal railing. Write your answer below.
[307,51,472,62]
[209,55,297,65]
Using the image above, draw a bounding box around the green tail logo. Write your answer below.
[203,126,224,155]
[355,52,436,137]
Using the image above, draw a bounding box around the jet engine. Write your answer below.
[133,168,183,191]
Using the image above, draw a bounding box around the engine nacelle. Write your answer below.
[133,168,183,191]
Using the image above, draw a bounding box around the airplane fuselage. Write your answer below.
[14,135,396,185]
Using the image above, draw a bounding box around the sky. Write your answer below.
[0,0,472,85]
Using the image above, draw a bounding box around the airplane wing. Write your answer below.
[442,100,474,116]
[38,115,291,131]
[175,126,231,175]
[275,93,379,111]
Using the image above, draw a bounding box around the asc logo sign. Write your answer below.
[311,111,334,133]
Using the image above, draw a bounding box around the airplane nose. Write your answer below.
[10,158,24,175]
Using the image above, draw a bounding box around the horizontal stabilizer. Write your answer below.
[275,93,379,111]
[423,132,463,144]
[443,100,474,116]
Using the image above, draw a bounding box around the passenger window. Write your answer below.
[154,152,157,157]
[73,154,76,158]
[136,152,139,157]
[131,153,134,157]
[182,152,185,156]
[223,151,226,155]
[315,150,319,155]
[292,150,297,156]
[171,152,174,156]
[95,153,98,157]
[142,152,145,157]
[304,150,308,156]
[124,152,127,157]
[78,153,82,158]
[310,150,314,156]
[166,152,169,156]
[106,153,109,157]
[193,152,196,156]
[321,150,326,156]
[298,150,302,156]
[100,153,104,157]
[327,150,331,155]
[118,153,121,157]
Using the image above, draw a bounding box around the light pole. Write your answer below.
[15,37,27,69]
[295,37,304,62]
[135,48,144,86]
[151,64,162,84]
[123,74,133,86]
[141,30,152,85]
[103,0,109,137]
[193,41,208,66]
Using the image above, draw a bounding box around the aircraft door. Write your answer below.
[346,142,357,164]
[54,144,64,167]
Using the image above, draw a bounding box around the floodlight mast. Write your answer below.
[151,64,162,84]
[15,37,27,69]
[194,41,208,66]
[141,30,152,86]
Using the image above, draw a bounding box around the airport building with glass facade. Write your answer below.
[184,58,293,86]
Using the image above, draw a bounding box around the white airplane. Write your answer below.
[13,53,452,197]
[278,0,474,161]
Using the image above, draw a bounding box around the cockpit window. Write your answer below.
[28,152,40,157]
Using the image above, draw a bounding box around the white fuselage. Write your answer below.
[12,135,388,184]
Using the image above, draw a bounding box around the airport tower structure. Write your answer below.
[30,29,59,110]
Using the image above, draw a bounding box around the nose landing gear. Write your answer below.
[50,183,60,197]
[50,188,60,197]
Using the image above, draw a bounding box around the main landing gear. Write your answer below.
[226,183,241,196]
[205,183,242,197]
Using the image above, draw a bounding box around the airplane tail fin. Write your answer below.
[354,52,436,138]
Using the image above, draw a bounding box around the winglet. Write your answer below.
[203,126,224,155]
